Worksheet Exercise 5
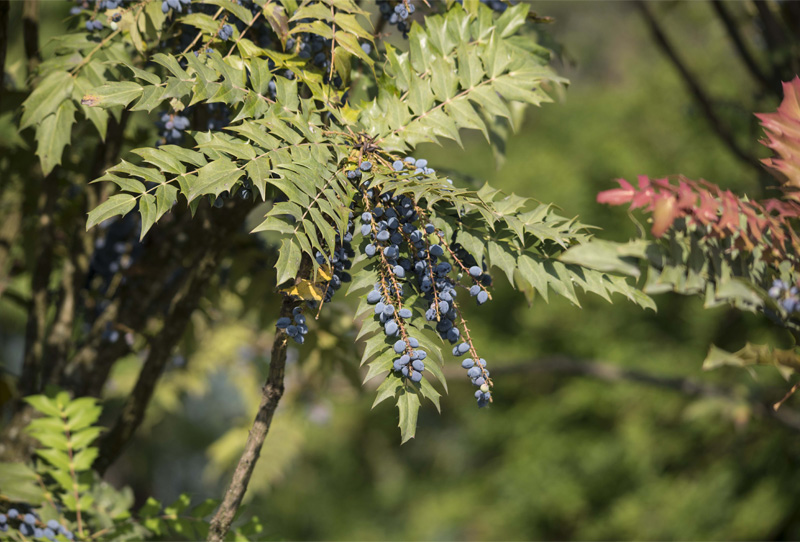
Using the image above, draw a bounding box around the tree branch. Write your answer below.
[207,258,311,542]
[753,0,794,81]
[94,200,255,474]
[22,0,39,76]
[457,356,800,434]
[710,1,774,95]
[19,173,58,396]
[94,252,217,474]
[635,1,760,172]
[0,0,9,100]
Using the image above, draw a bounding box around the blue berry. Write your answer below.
[477,290,489,305]
[393,339,407,354]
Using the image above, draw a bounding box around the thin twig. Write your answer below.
[710,1,773,95]
[206,264,309,541]
[22,0,40,76]
[636,1,760,172]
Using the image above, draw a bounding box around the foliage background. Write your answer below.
[2,1,800,540]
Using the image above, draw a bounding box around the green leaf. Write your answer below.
[139,193,157,239]
[81,81,144,108]
[185,159,244,201]
[0,462,47,504]
[25,395,63,417]
[559,239,646,277]
[274,238,302,286]
[21,70,74,130]
[36,100,76,175]
[87,194,137,230]
[397,386,421,444]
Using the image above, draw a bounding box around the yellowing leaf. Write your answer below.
[281,279,327,301]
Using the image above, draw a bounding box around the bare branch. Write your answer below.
[0,1,9,99]
[94,200,255,473]
[19,173,58,396]
[710,1,773,95]
[22,0,40,76]
[635,1,760,172]
[207,258,311,542]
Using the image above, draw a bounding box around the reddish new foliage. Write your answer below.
[597,77,800,265]
[598,175,800,263]
[758,76,800,195]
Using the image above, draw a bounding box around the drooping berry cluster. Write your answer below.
[0,509,75,540]
[276,307,310,345]
[315,216,355,304]
[769,279,800,313]
[217,23,233,41]
[157,113,191,144]
[162,0,191,14]
[462,357,492,407]
[351,156,494,405]
[378,0,416,39]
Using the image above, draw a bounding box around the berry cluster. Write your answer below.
[479,0,510,12]
[276,307,309,345]
[157,113,190,144]
[71,0,126,18]
[315,218,355,304]
[769,279,800,313]
[218,23,234,41]
[0,509,75,540]
[378,0,416,38]
[462,357,492,407]
[351,157,493,405]
[161,0,191,14]
[85,19,104,32]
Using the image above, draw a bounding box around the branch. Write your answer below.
[19,172,58,396]
[0,0,9,99]
[456,356,800,434]
[94,200,255,473]
[752,1,793,82]
[207,260,311,542]
[635,1,760,171]
[42,112,130,387]
[22,0,39,76]
[94,253,215,474]
[710,1,774,95]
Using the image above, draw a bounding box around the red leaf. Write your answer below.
[597,178,635,206]
[651,194,678,237]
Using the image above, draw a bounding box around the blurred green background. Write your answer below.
[4,1,800,540]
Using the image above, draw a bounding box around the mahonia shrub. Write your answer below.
[53,0,649,436]
[4,0,655,539]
